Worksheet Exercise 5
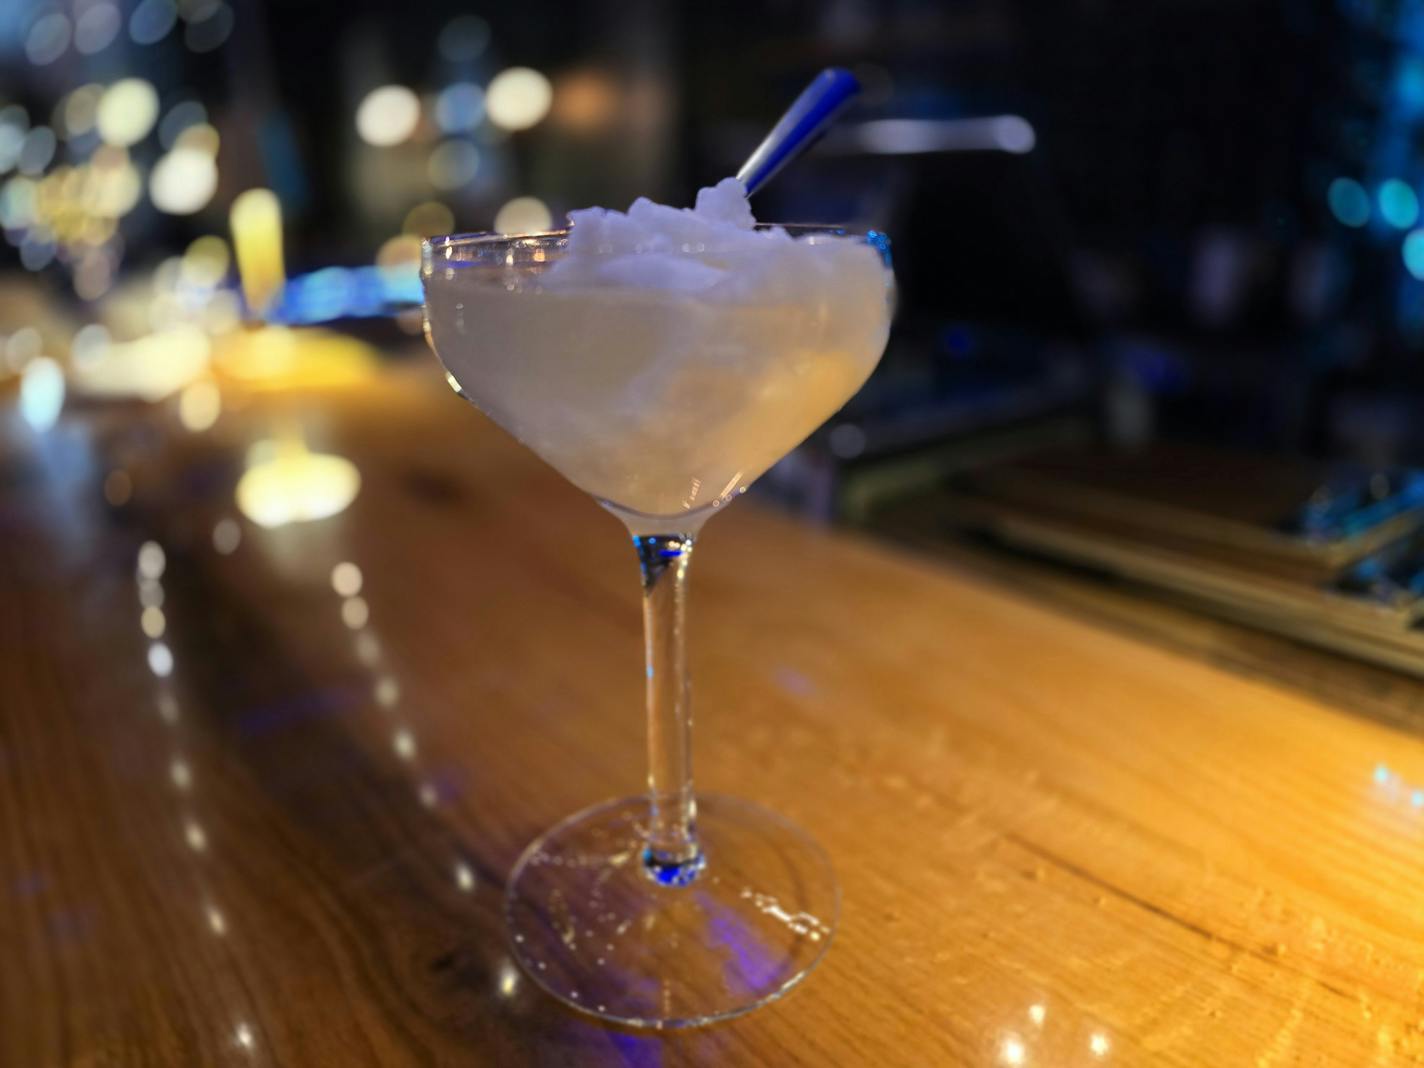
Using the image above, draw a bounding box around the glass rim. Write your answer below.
[423,222,875,254]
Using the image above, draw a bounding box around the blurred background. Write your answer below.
[9,0,1424,673]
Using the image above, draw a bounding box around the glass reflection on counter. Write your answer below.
[141,605,166,638]
[147,640,174,677]
[233,1021,255,1051]
[235,434,361,529]
[497,959,520,999]
[454,861,476,893]
[341,595,370,630]
[183,818,207,853]
[323,553,480,898]
[212,517,242,555]
[169,757,191,790]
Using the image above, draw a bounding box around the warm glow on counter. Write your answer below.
[213,326,377,389]
[236,434,361,528]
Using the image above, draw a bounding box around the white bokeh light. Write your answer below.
[97,79,160,147]
[494,196,552,234]
[150,147,218,214]
[355,86,421,147]
[486,67,553,131]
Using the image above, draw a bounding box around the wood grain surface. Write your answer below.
[5,367,1424,1066]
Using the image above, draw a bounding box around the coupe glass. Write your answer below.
[422,223,893,1028]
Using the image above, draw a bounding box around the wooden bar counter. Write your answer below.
[5,366,1424,1066]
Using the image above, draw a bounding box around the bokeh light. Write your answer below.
[236,438,361,528]
[0,125,23,173]
[181,235,230,286]
[376,234,422,269]
[331,562,363,597]
[97,79,161,147]
[355,86,421,147]
[230,188,285,313]
[1379,179,1419,229]
[427,140,480,189]
[435,83,485,133]
[174,122,220,156]
[159,100,207,148]
[18,128,56,177]
[178,379,222,431]
[554,71,619,131]
[26,13,71,67]
[60,85,104,139]
[212,518,241,554]
[72,324,111,368]
[402,201,454,236]
[494,196,552,234]
[71,325,211,401]
[19,357,65,430]
[7,328,41,371]
[184,3,234,52]
[150,148,219,214]
[21,235,56,271]
[1404,230,1424,279]
[486,68,553,131]
[91,151,143,216]
[438,15,490,62]
[75,253,115,299]
[75,4,121,54]
[1328,177,1370,228]
[129,0,178,45]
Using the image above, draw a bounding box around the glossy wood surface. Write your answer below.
[6,368,1424,1066]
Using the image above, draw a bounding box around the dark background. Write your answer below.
[4,0,1424,491]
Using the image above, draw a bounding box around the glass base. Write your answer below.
[504,794,838,1029]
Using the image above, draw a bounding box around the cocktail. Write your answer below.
[422,81,892,1031]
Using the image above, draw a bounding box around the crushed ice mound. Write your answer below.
[563,177,757,258]
[546,177,873,300]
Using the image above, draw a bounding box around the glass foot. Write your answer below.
[504,794,838,1029]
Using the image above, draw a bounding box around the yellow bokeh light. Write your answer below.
[213,325,376,389]
[80,216,117,246]
[92,158,142,217]
[486,67,553,131]
[174,122,220,156]
[402,200,454,237]
[236,436,361,529]
[71,325,211,401]
[178,379,221,431]
[96,79,160,147]
[229,188,285,315]
[376,233,422,269]
[494,196,552,234]
[59,84,103,139]
[181,235,230,287]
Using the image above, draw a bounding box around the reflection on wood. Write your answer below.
[3,370,1424,1065]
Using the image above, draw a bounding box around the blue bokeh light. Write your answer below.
[1379,179,1420,228]
[1403,230,1424,279]
[1328,177,1371,227]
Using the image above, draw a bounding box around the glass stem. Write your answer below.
[634,533,704,886]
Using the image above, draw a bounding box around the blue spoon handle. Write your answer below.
[735,67,861,197]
